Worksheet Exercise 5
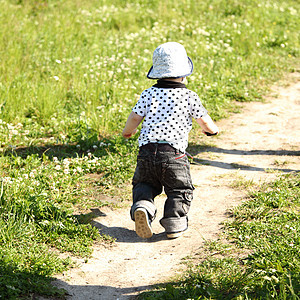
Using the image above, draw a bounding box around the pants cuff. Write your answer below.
[130,200,157,222]
[160,216,188,233]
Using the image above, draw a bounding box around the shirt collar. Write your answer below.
[153,79,187,89]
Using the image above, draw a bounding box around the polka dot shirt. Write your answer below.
[132,86,207,152]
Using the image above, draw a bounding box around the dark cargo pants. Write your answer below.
[130,143,194,234]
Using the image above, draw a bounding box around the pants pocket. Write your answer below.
[182,190,193,214]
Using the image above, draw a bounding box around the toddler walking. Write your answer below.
[122,42,219,239]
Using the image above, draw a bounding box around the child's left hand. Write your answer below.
[123,129,137,138]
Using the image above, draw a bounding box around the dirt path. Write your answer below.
[50,73,300,300]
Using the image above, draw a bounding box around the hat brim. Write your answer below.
[147,57,194,79]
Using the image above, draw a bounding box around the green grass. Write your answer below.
[0,0,299,298]
[0,0,299,128]
[138,173,300,299]
[0,136,136,298]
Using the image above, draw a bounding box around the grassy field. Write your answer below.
[0,0,299,298]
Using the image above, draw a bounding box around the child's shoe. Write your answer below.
[134,208,153,238]
[166,228,187,239]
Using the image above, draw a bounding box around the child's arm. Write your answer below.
[122,111,144,138]
[195,114,219,135]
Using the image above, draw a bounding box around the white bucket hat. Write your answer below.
[147,42,193,79]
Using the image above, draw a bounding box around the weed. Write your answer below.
[230,176,256,190]
[273,159,290,167]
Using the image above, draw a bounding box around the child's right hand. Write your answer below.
[196,115,219,136]
[203,131,218,136]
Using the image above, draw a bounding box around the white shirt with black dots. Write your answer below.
[133,86,207,153]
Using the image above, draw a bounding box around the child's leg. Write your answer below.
[160,153,194,235]
[131,182,161,239]
[130,147,162,237]
[130,182,161,222]
[160,189,193,234]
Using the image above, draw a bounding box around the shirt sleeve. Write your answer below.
[132,90,147,117]
[189,91,208,119]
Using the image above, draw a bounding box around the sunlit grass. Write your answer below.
[0,0,299,298]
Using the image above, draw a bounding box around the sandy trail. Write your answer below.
[49,73,300,300]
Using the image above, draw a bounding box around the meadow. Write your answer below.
[0,0,299,298]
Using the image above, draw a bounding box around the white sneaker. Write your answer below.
[134,208,153,239]
[166,229,187,239]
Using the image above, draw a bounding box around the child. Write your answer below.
[122,42,219,239]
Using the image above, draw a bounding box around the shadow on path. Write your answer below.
[191,158,299,173]
[75,208,167,243]
[187,145,300,157]
[92,219,167,243]
[50,279,159,300]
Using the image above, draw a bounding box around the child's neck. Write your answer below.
[162,77,184,82]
